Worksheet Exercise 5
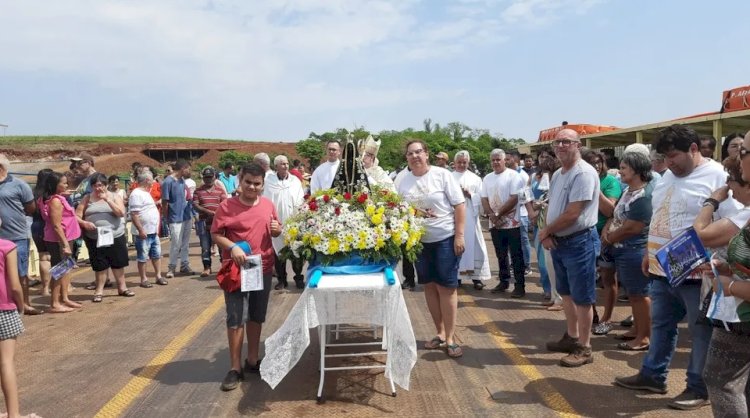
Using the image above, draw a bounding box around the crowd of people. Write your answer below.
[4,126,750,416]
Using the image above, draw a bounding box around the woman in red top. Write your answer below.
[211,163,281,391]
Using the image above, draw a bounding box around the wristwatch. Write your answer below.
[703,198,719,212]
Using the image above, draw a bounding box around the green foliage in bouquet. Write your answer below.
[280,185,425,265]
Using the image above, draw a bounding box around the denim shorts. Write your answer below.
[135,233,162,262]
[415,236,460,289]
[612,246,651,296]
[11,239,29,279]
[224,272,273,327]
[551,227,598,305]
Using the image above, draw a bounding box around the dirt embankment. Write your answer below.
[4,141,302,175]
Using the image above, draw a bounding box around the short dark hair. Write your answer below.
[107,175,120,184]
[654,124,700,154]
[581,149,607,170]
[223,162,234,170]
[404,139,429,156]
[173,159,190,171]
[35,168,54,199]
[700,135,717,150]
[238,163,266,182]
[721,132,745,161]
[326,140,341,148]
[89,173,108,186]
[42,172,64,200]
[620,152,653,183]
[292,159,300,167]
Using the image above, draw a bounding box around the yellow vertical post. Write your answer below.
[636,131,643,144]
[713,120,723,160]
[585,137,592,149]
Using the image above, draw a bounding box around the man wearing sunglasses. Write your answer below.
[310,140,341,194]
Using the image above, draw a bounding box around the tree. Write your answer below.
[296,138,325,170]
[218,150,252,170]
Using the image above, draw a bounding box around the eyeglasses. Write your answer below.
[406,149,425,157]
[553,139,579,147]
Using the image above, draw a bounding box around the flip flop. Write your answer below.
[424,336,446,349]
[92,294,103,303]
[118,289,135,297]
[24,307,44,315]
[140,281,153,288]
[617,342,649,351]
[447,343,463,358]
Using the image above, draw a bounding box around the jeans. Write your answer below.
[550,228,598,305]
[195,220,213,269]
[533,226,550,294]
[519,215,532,269]
[640,278,713,397]
[168,219,192,270]
[490,227,525,288]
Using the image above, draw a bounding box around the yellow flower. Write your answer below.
[365,205,375,217]
[408,207,415,216]
[375,237,385,249]
[344,233,354,243]
[376,206,385,215]
[327,239,340,254]
[371,213,383,225]
[311,235,321,245]
[288,227,298,240]
[391,231,403,245]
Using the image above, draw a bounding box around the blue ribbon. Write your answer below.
[306,254,397,288]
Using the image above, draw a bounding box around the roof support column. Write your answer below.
[713,120,723,160]
[585,137,592,148]
[636,131,643,144]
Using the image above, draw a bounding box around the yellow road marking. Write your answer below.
[459,292,581,418]
[94,294,224,418]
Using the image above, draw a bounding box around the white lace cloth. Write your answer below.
[260,273,417,390]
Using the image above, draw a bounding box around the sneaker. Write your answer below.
[165,269,175,279]
[491,282,509,293]
[180,266,197,276]
[524,267,532,276]
[220,369,243,391]
[667,389,710,411]
[560,343,593,367]
[274,280,288,290]
[294,278,305,289]
[620,315,634,328]
[546,332,579,353]
[592,321,613,335]
[617,294,630,303]
[401,280,415,290]
[510,287,526,298]
[243,358,262,374]
[613,373,667,394]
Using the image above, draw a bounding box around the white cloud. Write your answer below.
[0,0,605,132]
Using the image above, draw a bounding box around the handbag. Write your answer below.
[216,259,241,293]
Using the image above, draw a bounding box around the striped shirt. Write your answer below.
[192,185,226,222]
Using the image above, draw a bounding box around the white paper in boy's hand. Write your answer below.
[241,254,263,292]
[97,226,114,248]
[708,291,742,323]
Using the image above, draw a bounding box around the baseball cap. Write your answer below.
[202,167,216,177]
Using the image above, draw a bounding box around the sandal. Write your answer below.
[617,342,649,351]
[447,343,463,358]
[614,334,636,341]
[24,306,44,315]
[424,336,446,349]
[155,277,168,286]
[473,282,485,290]
[593,321,613,335]
[140,281,153,288]
[92,294,103,303]
[118,289,135,297]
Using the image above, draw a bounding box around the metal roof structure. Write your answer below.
[522,108,750,155]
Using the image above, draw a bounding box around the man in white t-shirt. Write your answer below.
[615,125,721,411]
[310,140,341,194]
[129,172,165,286]
[481,149,527,298]
[538,129,600,368]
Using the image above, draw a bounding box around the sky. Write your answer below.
[1,0,749,143]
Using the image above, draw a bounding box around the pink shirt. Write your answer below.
[211,196,278,274]
[40,195,82,242]
[0,239,18,310]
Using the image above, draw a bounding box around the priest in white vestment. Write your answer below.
[310,140,341,193]
[452,151,491,289]
[264,155,306,289]
[361,135,395,190]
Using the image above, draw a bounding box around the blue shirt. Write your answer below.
[218,172,236,195]
[161,176,187,224]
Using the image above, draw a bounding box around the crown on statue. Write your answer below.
[330,134,371,194]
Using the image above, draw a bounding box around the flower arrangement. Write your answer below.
[280,185,425,265]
